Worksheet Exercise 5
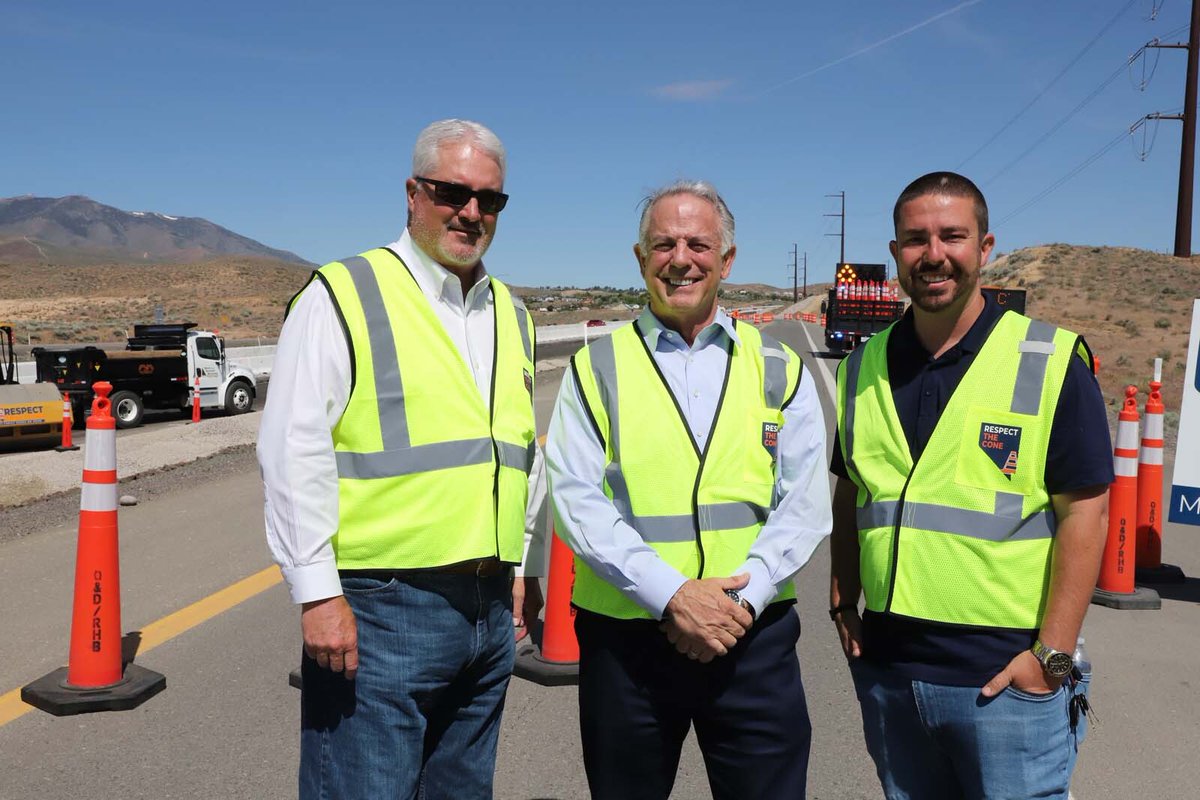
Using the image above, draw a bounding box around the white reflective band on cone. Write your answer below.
[1139,449,1164,466]
[83,429,117,471]
[1115,420,1139,450]
[81,482,118,512]
[1115,456,1139,478]
[1144,414,1164,439]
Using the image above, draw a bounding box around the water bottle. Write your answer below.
[1072,636,1091,676]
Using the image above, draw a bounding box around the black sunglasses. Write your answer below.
[414,176,509,214]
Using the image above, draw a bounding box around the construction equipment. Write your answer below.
[0,323,66,448]
[32,323,256,430]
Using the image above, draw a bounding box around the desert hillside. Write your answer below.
[983,244,1199,439]
[0,257,313,344]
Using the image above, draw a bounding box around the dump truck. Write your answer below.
[823,263,905,354]
[32,323,257,429]
[0,323,66,447]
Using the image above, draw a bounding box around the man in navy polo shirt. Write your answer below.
[829,171,1111,799]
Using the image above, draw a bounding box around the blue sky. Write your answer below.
[3,0,1194,288]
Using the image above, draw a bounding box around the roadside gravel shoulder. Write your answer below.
[1,443,259,545]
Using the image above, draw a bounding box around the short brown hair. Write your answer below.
[893,171,988,236]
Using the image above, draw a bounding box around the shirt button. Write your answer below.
[924,390,932,397]
[693,391,700,398]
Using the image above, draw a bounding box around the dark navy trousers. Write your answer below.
[575,602,812,800]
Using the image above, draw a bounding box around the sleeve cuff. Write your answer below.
[635,561,689,621]
[737,559,776,619]
[282,562,344,605]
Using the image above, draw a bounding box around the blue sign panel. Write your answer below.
[1168,484,1200,526]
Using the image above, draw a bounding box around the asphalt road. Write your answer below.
[0,319,1196,799]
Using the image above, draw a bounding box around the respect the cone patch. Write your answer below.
[980,422,1021,479]
[762,421,779,459]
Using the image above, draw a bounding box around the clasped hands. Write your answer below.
[659,574,754,663]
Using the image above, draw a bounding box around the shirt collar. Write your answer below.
[385,229,490,302]
[893,292,1004,360]
[636,306,741,351]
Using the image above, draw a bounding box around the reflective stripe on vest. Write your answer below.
[570,319,800,619]
[838,310,1083,629]
[302,248,535,569]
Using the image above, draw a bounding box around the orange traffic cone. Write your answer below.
[1092,386,1160,610]
[1136,360,1186,584]
[22,382,167,715]
[189,375,201,424]
[513,528,580,686]
[54,393,79,452]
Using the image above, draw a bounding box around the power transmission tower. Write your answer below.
[825,191,846,265]
[1146,0,1200,257]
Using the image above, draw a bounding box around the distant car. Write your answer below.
[586,319,605,327]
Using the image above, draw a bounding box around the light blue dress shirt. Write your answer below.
[545,307,833,620]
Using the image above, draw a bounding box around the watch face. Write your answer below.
[1046,651,1073,677]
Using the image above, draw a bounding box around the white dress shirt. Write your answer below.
[545,307,832,619]
[258,230,547,605]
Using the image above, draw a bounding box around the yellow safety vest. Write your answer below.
[571,319,802,619]
[291,247,536,569]
[837,311,1091,629]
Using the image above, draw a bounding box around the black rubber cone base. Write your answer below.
[1136,563,1187,584]
[21,664,166,716]
[1091,585,1162,610]
[54,444,80,452]
[512,643,579,686]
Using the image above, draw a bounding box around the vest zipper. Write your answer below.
[488,284,501,560]
[882,468,916,613]
[633,321,734,579]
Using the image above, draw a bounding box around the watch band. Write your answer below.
[828,603,858,621]
[1031,638,1073,677]
[724,589,757,621]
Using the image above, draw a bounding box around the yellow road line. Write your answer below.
[0,565,282,728]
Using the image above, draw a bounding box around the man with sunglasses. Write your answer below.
[546,180,832,799]
[259,118,546,799]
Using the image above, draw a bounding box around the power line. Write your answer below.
[957,0,1139,169]
[983,58,1131,184]
[995,128,1132,228]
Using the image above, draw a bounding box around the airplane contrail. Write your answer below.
[757,0,983,96]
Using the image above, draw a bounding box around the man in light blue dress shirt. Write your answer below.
[545,180,832,799]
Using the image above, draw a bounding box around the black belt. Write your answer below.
[340,558,508,580]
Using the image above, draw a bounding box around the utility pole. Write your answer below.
[802,251,808,298]
[1146,0,1200,257]
[825,191,846,265]
[790,244,799,303]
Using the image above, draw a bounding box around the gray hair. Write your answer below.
[412,119,506,180]
[637,180,735,253]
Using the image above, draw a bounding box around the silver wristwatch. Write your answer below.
[1031,639,1073,678]
[724,589,757,621]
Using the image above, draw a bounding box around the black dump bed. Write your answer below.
[31,345,187,389]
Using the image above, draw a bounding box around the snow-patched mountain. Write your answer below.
[0,195,310,265]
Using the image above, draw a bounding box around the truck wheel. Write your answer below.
[225,380,254,415]
[109,390,144,429]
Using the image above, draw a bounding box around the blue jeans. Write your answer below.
[299,572,514,800]
[849,657,1090,800]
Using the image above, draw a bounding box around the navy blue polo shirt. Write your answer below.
[830,296,1113,686]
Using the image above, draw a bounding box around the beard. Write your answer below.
[411,218,493,271]
[900,263,978,313]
